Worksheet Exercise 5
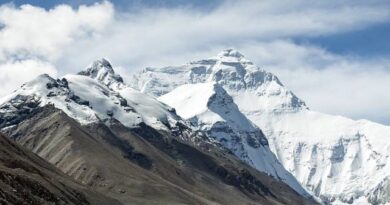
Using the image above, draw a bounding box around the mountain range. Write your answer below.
[0,49,389,204]
[0,57,316,204]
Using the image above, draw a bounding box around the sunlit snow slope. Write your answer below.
[159,82,308,196]
[132,49,390,204]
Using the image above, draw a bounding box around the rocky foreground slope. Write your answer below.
[0,133,120,205]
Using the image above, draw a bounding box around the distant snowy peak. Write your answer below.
[131,49,307,112]
[79,58,124,89]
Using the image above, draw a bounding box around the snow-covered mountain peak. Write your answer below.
[79,58,124,89]
[131,50,307,113]
[135,51,390,204]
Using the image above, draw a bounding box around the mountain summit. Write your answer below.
[132,49,390,205]
[131,49,306,113]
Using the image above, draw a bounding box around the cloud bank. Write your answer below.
[0,0,390,124]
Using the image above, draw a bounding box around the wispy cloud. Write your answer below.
[0,0,389,123]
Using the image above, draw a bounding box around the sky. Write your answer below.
[0,0,390,124]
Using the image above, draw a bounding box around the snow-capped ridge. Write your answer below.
[0,73,101,126]
[0,64,183,131]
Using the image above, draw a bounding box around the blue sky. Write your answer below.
[303,22,390,57]
[0,0,390,124]
[1,0,388,59]
[1,0,389,58]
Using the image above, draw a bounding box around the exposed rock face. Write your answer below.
[0,133,119,205]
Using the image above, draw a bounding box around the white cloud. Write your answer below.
[0,59,57,96]
[0,0,390,124]
[0,1,113,100]
[50,0,390,73]
[0,1,113,61]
